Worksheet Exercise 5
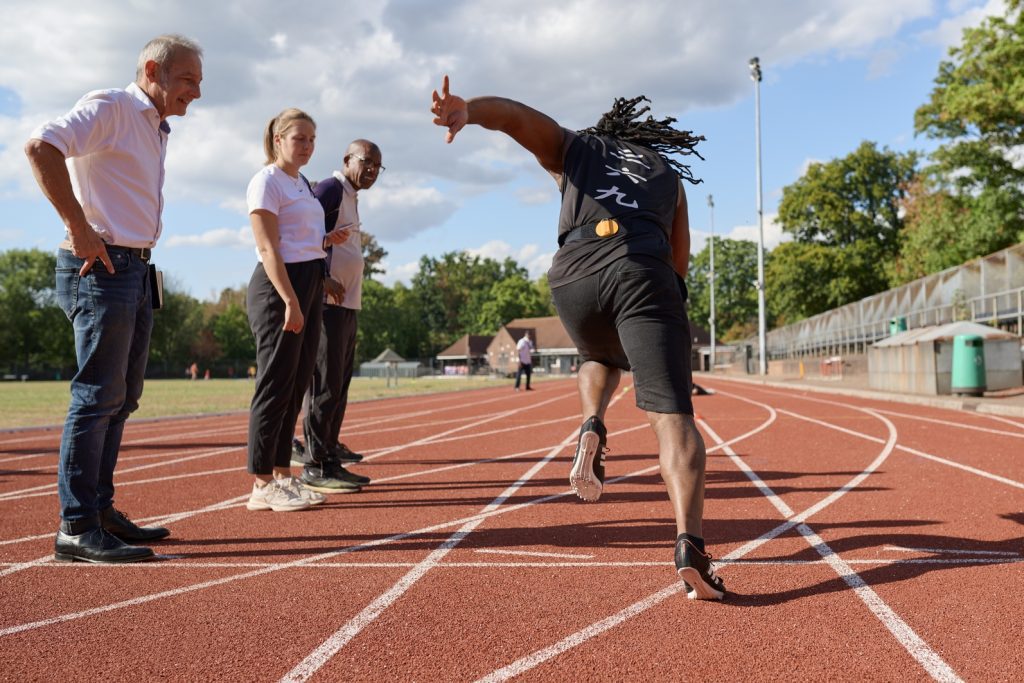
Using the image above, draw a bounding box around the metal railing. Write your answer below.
[756,243,1024,359]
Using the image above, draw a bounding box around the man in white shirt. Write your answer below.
[297,140,382,493]
[514,331,535,391]
[25,34,203,563]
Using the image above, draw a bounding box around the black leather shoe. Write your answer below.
[54,526,155,564]
[100,507,170,542]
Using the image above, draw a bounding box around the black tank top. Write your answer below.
[548,132,679,288]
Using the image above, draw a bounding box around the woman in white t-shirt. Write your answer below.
[243,108,342,512]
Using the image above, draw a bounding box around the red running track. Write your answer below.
[0,376,1021,681]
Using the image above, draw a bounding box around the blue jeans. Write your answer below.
[55,247,153,526]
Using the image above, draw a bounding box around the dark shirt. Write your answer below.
[548,132,679,288]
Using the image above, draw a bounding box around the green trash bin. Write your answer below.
[951,334,986,396]
[889,317,907,336]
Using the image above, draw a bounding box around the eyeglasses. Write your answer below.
[351,153,385,173]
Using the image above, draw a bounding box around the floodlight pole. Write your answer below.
[707,194,716,371]
[749,56,768,376]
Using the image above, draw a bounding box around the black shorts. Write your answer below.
[551,254,694,415]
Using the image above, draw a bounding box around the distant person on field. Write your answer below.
[430,75,725,600]
[24,34,203,564]
[514,331,535,391]
[290,139,382,494]
[243,107,344,513]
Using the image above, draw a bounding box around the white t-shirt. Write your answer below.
[326,172,365,310]
[246,165,326,264]
[517,336,534,365]
[30,82,168,248]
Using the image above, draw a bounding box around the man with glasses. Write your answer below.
[292,140,382,493]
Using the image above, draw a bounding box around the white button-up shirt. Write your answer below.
[327,172,365,310]
[30,82,169,248]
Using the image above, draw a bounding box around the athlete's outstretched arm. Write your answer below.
[431,75,565,175]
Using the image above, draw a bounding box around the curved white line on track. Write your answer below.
[280,423,587,683]
[479,390,962,683]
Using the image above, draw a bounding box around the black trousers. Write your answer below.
[303,305,358,462]
[514,362,532,389]
[246,261,323,474]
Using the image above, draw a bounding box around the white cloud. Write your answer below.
[164,226,254,249]
[919,0,1006,47]
[378,258,420,286]
[466,240,553,280]
[725,213,789,250]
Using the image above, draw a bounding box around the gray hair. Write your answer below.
[135,34,203,82]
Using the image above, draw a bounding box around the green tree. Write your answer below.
[776,141,919,302]
[149,284,204,376]
[472,273,552,334]
[765,241,844,324]
[411,252,526,351]
[358,279,429,363]
[686,238,760,342]
[211,302,256,363]
[0,249,74,374]
[361,231,388,279]
[906,0,1024,278]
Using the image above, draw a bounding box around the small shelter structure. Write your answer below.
[868,321,1022,395]
[436,334,492,376]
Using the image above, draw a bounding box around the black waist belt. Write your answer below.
[108,245,152,262]
[559,222,601,247]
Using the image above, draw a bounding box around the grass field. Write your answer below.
[0,375,544,430]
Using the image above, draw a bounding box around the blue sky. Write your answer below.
[0,0,1005,300]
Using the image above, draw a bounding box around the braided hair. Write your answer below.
[578,95,705,184]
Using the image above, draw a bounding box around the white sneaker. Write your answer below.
[246,480,310,512]
[278,476,327,506]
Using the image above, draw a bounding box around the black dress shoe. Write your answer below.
[54,527,155,564]
[100,507,170,542]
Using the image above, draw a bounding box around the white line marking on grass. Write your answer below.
[474,549,595,559]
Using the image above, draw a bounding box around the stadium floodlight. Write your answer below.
[707,194,716,371]
[749,56,767,375]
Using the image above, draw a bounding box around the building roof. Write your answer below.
[372,348,406,362]
[873,321,1019,348]
[437,334,493,359]
[505,316,576,349]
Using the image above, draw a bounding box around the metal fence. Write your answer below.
[760,242,1024,359]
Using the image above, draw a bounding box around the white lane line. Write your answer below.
[280,426,583,683]
[0,497,250,577]
[698,409,793,518]
[480,393,962,683]
[793,521,963,683]
[0,402,596,636]
[476,582,687,683]
[360,391,576,463]
[5,557,1021,571]
[474,549,595,559]
[777,408,1024,490]
[885,545,1021,557]
[874,408,1024,439]
[0,447,240,502]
